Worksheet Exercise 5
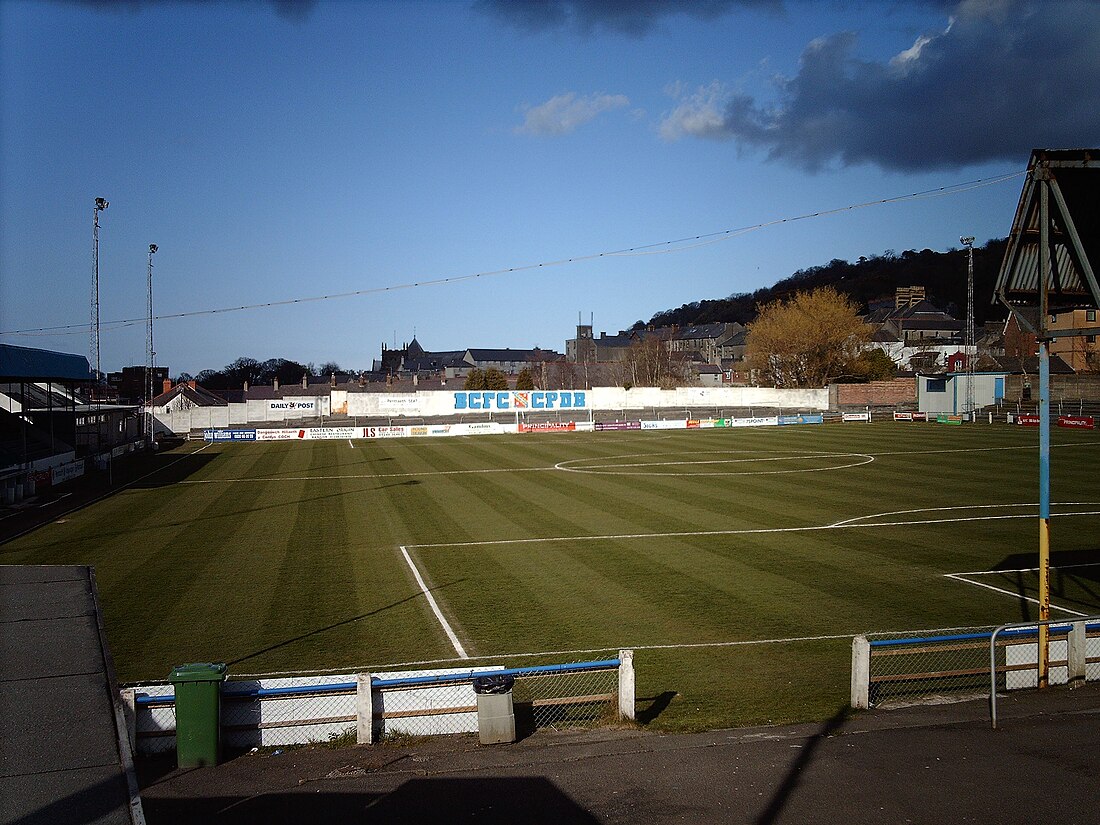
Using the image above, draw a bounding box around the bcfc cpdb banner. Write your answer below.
[1015,414,1040,426]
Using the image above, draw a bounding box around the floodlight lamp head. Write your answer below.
[95,197,109,211]
[960,236,974,246]
[149,244,158,254]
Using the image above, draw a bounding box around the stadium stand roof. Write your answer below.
[0,343,92,382]
[996,149,1100,313]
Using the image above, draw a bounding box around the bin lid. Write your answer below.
[169,662,228,683]
[472,673,515,694]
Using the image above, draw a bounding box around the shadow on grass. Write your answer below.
[226,580,463,668]
[636,691,678,725]
[992,548,1100,621]
[755,705,851,825]
[0,448,219,546]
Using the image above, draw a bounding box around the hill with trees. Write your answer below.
[634,238,1008,331]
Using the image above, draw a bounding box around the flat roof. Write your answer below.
[0,343,93,382]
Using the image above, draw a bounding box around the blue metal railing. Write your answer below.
[869,623,1100,650]
[134,657,621,707]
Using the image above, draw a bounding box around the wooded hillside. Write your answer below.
[634,238,1008,330]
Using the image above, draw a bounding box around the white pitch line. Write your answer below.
[943,573,1089,617]
[828,501,1100,528]
[948,562,1100,576]
[398,545,469,659]
[348,439,354,449]
[410,508,1100,549]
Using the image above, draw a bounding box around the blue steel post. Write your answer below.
[1036,170,1051,688]
[1037,340,1051,687]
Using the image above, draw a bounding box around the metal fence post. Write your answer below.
[356,673,374,744]
[1068,622,1086,688]
[851,635,870,709]
[618,649,635,721]
[120,688,137,753]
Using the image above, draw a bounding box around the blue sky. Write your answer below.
[2,0,1097,376]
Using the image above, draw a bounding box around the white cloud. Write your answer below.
[515,92,630,136]
[659,81,733,141]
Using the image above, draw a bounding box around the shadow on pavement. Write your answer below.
[755,705,850,825]
[141,775,600,825]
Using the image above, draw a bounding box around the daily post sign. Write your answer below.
[453,390,586,412]
[268,399,317,414]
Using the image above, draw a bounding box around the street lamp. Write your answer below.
[147,243,157,447]
[960,236,975,419]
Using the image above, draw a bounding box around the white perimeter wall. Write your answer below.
[347,386,828,418]
[155,386,828,433]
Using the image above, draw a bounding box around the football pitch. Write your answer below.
[4,422,1100,731]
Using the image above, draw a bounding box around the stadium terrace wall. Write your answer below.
[830,379,916,408]
[345,386,828,419]
[155,386,829,434]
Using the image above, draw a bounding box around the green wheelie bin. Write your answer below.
[169,662,228,768]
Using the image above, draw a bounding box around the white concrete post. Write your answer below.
[120,688,137,752]
[356,673,374,744]
[851,635,870,709]
[618,649,636,721]
[1068,622,1087,687]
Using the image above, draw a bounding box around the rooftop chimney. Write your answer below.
[273,377,279,392]
[162,379,172,394]
[302,373,308,389]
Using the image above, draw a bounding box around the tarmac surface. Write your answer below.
[0,565,141,825]
[137,682,1100,825]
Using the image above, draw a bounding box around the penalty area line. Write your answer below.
[399,545,469,659]
[943,573,1089,617]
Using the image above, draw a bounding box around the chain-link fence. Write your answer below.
[864,627,995,707]
[855,622,1100,709]
[512,662,619,732]
[128,656,629,754]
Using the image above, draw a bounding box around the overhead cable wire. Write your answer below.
[0,170,1025,338]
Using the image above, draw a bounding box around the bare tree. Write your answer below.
[746,288,871,387]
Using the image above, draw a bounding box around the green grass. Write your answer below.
[3,422,1099,731]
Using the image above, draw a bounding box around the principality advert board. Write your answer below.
[519,421,577,433]
[1057,415,1095,429]
[892,412,928,421]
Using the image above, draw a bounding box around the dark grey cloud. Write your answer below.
[475,0,779,37]
[62,0,317,22]
[661,0,1100,171]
